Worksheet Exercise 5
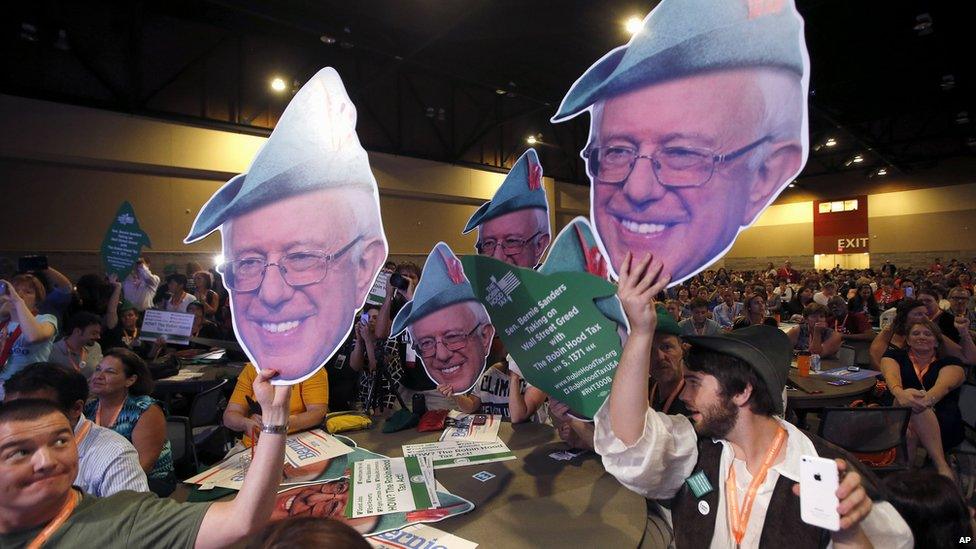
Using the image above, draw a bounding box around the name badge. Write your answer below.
[686,470,714,499]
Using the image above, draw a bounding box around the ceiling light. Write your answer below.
[213,254,225,266]
[526,135,538,145]
[270,77,287,92]
[788,183,796,188]
[495,89,506,95]
[825,137,837,147]
[913,13,933,36]
[876,168,887,176]
[852,154,864,163]
[320,34,336,45]
[941,74,955,91]
[625,16,643,35]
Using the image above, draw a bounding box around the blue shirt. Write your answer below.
[0,313,58,383]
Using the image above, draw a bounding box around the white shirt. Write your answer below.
[123,265,161,311]
[813,291,834,306]
[74,414,149,497]
[593,404,913,549]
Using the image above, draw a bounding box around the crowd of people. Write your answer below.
[1,254,976,547]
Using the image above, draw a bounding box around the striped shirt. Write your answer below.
[74,414,149,497]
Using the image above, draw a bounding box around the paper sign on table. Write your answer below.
[186,429,353,490]
[369,524,478,549]
[402,439,516,469]
[367,270,392,306]
[346,457,436,519]
[139,309,195,345]
[439,411,502,443]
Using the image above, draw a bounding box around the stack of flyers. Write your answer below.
[402,439,516,470]
[346,456,440,519]
[440,411,502,443]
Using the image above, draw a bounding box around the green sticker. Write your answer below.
[686,470,714,499]
[100,201,151,279]
[461,255,622,418]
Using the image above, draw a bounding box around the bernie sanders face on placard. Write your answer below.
[186,68,388,384]
[551,0,810,285]
[392,242,495,395]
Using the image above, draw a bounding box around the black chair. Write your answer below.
[189,379,229,451]
[817,406,912,473]
[166,415,198,473]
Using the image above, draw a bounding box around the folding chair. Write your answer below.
[817,406,911,474]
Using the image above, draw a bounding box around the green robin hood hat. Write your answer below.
[551,0,807,122]
[392,242,478,335]
[185,67,379,243]
[463,148,549,234]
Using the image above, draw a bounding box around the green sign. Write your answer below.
[100,201,151,279]
[461,255,622,418]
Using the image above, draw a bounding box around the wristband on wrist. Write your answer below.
[260,423,288,435]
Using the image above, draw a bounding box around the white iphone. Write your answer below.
[799,455,840,531]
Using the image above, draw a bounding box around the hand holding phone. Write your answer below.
[799,455,840,531]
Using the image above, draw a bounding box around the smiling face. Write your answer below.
[907,323,938,354]
[410,302,495,393]
[477,208,550,268]
[591,69,800,283]
[0,412,78,517]
[271,479,379,534]
[222,188,384,383]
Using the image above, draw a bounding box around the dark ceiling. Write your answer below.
[4,0,973,187]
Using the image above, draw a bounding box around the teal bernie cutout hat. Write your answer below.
[392,242,478,335]
[539,217,626,329]
[185,67,378,243]
[463,148,549,234]
[552,0,806,122]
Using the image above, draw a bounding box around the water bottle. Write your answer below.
[811,353,821,374]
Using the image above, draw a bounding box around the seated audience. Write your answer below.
[943,286,976,343]
[223,362,329,447]
[84,348,175,496]
[3,362,148,496]
[679,298,721,336]
[732,294,773,330]
[883,471,974,549]
[874,278,902,309]
[871,298,976,367]
[880,319,965,478]
[171,301,223,357]
[192,270,220,318]
[100,300,146,354]
[0,274,59,396]
[48,311,103,378]
[812,281,837,306]
[161,273,194,312]
[848,283,881,324]
[826,296,874,342]
[248,517,370,549]
[0,372,292,547]
[711,289,743,328]
[787,303,844,357]
[782,286,814,319]
[123,257,160,311]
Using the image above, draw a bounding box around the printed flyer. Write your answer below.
[439,411,502,443]
[402,439,516,469]
[346,457,437,519]
[139,309,195,345]
[369,524,478,549]
[100,201,151,279]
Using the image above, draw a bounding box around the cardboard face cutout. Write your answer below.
[463,148,552,269]
[184,68,388,385]
[551,0,810,286]
[391,243,494,395]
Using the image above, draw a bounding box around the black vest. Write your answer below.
[669,430,883,549]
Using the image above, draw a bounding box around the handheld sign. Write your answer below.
[139,309,195,345]
[461,255,622,418]
[100,201,151,279]
[366,270,392,306]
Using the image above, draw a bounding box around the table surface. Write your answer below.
[346,421,645,547]
[153,362,245,397]
[174,422,645,547]
[786,359,878,409]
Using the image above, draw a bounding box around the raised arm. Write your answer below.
[869,327,894,369]
[196,370,291,549]
[1,281,56,343]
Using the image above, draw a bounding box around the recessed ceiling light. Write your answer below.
[270,77,287,92]
[526,135,538,145]
[825,137,837,147]
[625,16,643,35]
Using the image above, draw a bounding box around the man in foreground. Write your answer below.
[0,369,291,548]
[595,252,912,547]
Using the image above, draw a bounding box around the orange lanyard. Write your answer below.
[725,427,787,547]
[26,489,79,549]
[908,350,935,386]
[64,343,87,372]
[74,420,92,446]
[96,401,123,428]
[650,379,686,414]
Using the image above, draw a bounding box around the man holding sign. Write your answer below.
[185,68,388,384]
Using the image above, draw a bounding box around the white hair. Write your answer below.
[476,208,550,241]
[406,300,491,340]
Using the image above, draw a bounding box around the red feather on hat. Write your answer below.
[439,248,468,285]
[574,224,607,278]
[528,162,542,191]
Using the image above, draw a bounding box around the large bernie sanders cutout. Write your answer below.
[185,68,388,384]
[552,0,810,286]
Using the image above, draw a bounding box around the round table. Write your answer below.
[345,421,645,547]
[786,371,877,410]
